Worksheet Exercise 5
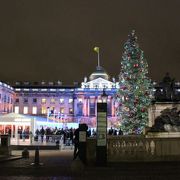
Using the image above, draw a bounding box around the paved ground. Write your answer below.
[1,149,180,179]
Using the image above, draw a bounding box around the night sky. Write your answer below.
[0,0,180,85]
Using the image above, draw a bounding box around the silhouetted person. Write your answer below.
[73,128,79,160]
[108,127,113,135]
[119,128,123,135]
[40,127,45,143]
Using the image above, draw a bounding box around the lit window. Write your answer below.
[15,88,21,91]
[23,107,28,114]
[32,107,37,114]
[32,89,38,91]
[60,107,64,114]
[69,99,73,103]
[41,89,47,91]
[51,98,55,103]
[50,89,56,92]
[78,98,82,102]
[60,98,64,103]
[41,98,46,104]
[41,107,46,114]
[14,106,19,114]
[69,108,73,114]
[24,89,29,91]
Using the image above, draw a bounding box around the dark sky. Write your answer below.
[0,0,180,85]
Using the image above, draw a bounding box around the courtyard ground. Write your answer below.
[0,149,180,179]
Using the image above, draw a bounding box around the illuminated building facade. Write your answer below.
[0,66,180,132]
[0,82,14,114]
[0,66,119,129]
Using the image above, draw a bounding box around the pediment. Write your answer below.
[88,77,112,84]
[81,77,116,89]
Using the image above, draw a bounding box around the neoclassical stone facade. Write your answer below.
[0,66,180,130]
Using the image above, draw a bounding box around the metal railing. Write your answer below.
[6,134,73,147]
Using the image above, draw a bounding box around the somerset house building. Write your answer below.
[0,65,120,134]
[14,66,119,126]
[0,64,180,135]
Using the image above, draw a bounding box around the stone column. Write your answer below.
[95,97,97,117]
[87,97,89,117]
[83,98,87,116]
[148,104,156,127]
[73,96,77,118]
[11,125,13,139]
[112,98,115,117]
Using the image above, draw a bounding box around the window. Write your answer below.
[41,107,46,114]
[32,107,37,114]
[15,88,21,91]
[23,107,28,114]
[41,98,46,104]
[60,107,64,114]
[69,98,73,103]
[78,98,82,102]
[60,98,64,103]
[33,98,37,103]
[50,89,56,92]
[24,89,29,91]
[15,98,19,103]
[24,98,28,103]
[69,108,73,114]
[41,89,47,91]
[4,95,6,102]
[32,89,38,91]
[51,98,55,103]
[14,106,19,114]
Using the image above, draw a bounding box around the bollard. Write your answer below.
[31,146,43,166]
[34,146,39,165]
[22,148,29,158]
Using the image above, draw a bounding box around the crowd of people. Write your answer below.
[108,127,123,136]
[34,126,75,145]
[33,126,123,144]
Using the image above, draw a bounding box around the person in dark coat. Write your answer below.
[73,128,79,160]
[40,127,45,143]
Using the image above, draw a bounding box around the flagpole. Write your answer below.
[98,50,100,67]
[94,47,100,67]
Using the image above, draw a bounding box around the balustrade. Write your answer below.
[86,136,180,164]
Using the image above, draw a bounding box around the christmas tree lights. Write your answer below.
[116,30,153,134]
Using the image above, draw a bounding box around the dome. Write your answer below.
[89,66,109,81]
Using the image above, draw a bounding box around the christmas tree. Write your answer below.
[116,30,153,134]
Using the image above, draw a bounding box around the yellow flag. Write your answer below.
[94,47,99,53]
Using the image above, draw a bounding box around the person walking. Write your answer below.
[73,128,79,160]
[40,127,45,143]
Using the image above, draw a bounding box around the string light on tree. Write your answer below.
[116,30,153,134]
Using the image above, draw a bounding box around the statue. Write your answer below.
[149,107,180,132]
[157,73,175,101]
